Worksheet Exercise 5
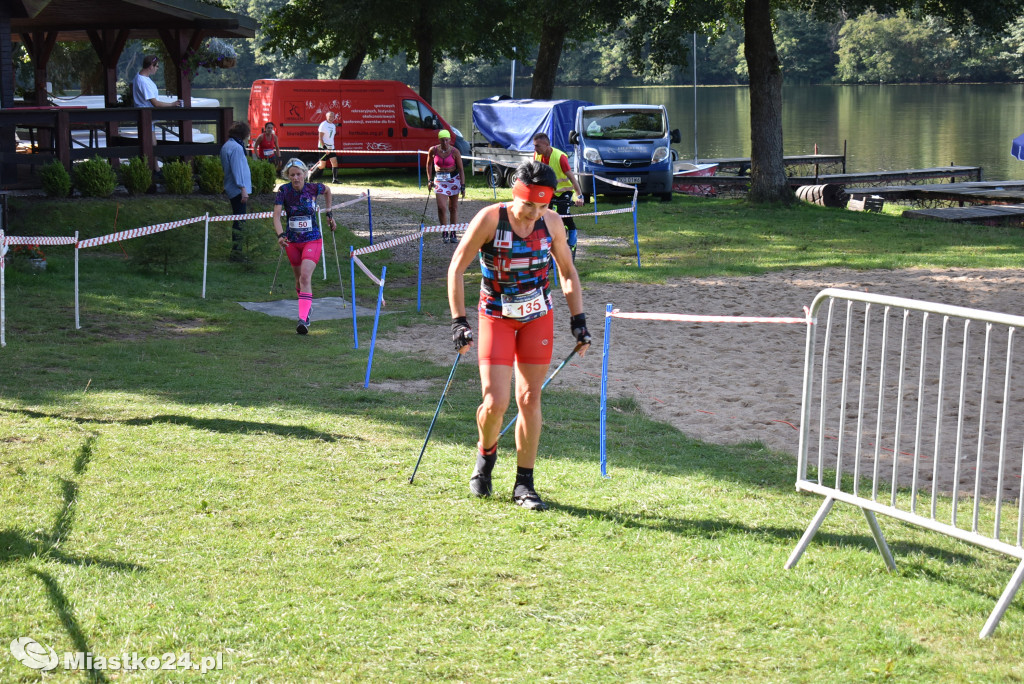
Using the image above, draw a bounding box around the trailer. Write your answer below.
[470,97,592,187]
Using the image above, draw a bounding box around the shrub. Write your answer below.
[74,156,117,198]
[121,157,153,195]
[195,155,224,194]
[247,157,276,195]
[40,161,71,198]
[162,160,194,195]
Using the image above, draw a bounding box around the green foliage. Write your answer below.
[247,157,276,195]
[121,157,153,195]
[129,221,205,275]
[39,160,72,198]
[73,156,117,198]
[195,155,225,194]
[162,160,195,195]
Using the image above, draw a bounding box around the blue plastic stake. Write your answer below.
[367,190,374,245]
[350,245,359,349]
[592,175,598,225]
[599,303,613,478]
[417,224,424,311]
[490,161,497,200]
[363,265,386,388]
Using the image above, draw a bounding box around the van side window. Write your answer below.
[403,99,436,129]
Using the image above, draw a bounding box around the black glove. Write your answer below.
[570,313,591,345]
[452,316,473,352]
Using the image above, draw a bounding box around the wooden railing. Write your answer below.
[0,106,234,178]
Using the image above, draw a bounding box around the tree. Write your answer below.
[516,0,629,98]
[263,0,516,103]
[631,0,1024,203]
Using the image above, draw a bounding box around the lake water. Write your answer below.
[198,83,1024,181]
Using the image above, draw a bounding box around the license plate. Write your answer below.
[618,176,642,184]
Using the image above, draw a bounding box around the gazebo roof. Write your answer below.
[10,0,258,41]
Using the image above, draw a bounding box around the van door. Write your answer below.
[401,98,443,165]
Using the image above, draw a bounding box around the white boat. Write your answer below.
[673,161,718,196]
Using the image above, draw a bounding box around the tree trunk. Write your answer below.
[530,19,567,99]
[743,0,794,204]
[340,44,367,79]
[413,6,435,104]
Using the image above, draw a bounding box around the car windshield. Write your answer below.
[581,110,665,140]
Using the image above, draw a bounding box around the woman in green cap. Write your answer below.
[426,128,466,244]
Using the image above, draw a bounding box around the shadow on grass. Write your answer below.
[28,568,108,683]
[1,407,364,443]
[4,434,144,682]
[549,500,983,567]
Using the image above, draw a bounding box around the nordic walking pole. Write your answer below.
[409,352,462,484]
[269,247,284,295]
[499,341,586,439]
[420,181,433,223]
[330,230,345,298]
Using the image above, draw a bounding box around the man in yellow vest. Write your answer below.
[532,132,584,259]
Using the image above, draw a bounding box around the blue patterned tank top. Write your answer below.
[478,205,553,320]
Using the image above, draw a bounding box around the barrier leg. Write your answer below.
[633,195,641,268]
[202,214,209,298]
[784,497,835,569]
[863,508,897,572]
[363,266,386,388]
[367,190,373,245]
[74,233,80,331]
[981,558,1024,638]
[417,225,424,312]
[600,303,613,478]
[350,245,359,349]
[1,237,5,347]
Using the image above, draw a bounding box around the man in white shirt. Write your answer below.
[311,112,339,182]
[132,56,182,108]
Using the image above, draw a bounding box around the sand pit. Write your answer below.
[336,183,1024,497]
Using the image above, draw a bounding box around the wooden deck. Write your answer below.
[700,153,846,174]
[901,204,1024,224]
[695,165,984,191]
[848,180,1024,205]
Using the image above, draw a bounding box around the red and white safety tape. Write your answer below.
[77,216,206,249]
[422,222,468,234]
[2,235,78,246]
[608,309,813,325]
[351,231,422,256]
[351,254,385,289]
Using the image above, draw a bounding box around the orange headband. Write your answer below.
[512,180,554,204]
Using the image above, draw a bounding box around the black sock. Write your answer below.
[515,466,534,489]
[332,171,337,182]
[476,444,497,475]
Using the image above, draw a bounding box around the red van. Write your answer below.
[248,79,464,168]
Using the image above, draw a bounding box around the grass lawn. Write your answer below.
[2,180,1024,681]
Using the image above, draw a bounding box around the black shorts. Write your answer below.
[318,148,339,161]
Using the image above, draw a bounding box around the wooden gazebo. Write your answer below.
[1,0,258,185]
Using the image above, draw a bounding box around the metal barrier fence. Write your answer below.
[786,288,1024,637]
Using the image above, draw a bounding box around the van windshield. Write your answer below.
[581,109,665,140]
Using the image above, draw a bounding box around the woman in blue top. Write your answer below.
[273,158,336,335]
[447,161,591,510]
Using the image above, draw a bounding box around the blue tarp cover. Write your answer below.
[472,97,593,152]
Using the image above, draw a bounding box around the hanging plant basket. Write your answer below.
[218,57,236,69]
